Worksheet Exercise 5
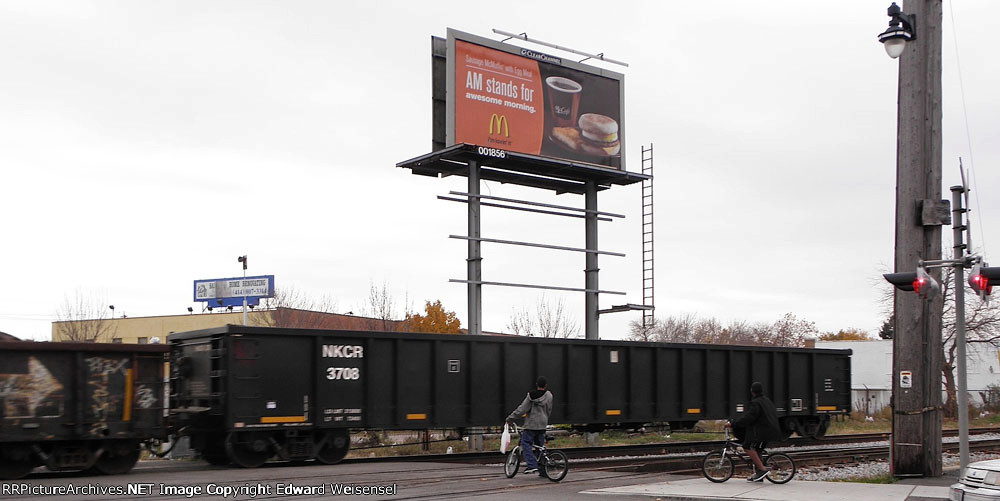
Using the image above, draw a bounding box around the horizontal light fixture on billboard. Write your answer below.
[193,275,275,303]
[444,29,625,171]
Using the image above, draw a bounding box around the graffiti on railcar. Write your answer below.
[0,357,64,419]
[84,356,128,435]
[135,384,156,409]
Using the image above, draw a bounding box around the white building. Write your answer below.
[817,340,1000,415]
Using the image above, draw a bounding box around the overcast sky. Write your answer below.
[1,1,997,341]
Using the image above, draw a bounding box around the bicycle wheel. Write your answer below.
[764,453,795,484]
[542,450,568,482]
[701,451,734,482]
[503,447,521,478]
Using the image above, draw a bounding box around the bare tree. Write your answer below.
[53,290,117,342]
[506,307,535,336]
[627,312,815,348]
[506,296,579,338]
[768,312,818,347]
[536,297,579,338]
[627,317,660,342]
[254,286,341,329]
[358,281,402,332]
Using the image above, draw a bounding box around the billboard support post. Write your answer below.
[585,182,599,340]
[468,160,482,335]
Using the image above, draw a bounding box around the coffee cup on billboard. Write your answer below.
[545,76,582,128]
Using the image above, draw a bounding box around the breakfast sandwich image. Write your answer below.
[551,113,620,157]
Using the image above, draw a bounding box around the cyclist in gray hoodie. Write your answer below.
[506,376,553,475]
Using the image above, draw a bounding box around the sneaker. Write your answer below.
[523,468,538,474]
[750,469,769,482]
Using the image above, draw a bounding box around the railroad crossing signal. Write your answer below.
[883,267,941,300]
[968,264,1000,301]
[883,271,917,292]
[915,267,941,300]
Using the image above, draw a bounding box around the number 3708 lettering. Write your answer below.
[326,367,360,380]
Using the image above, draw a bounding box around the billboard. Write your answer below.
[193,275,274,308]
[444,29,625,170]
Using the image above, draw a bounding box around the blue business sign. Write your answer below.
[194,275,275,308]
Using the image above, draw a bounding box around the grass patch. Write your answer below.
[826,411,1000,436]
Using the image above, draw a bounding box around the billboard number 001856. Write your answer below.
[477,146,506,159]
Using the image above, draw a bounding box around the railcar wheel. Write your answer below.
[503,447,521,478]
[802,416,830,439]
[92,447,140,475]
[226,433,271,468]
[701,451,734,482]
[542,450,568,482]
[0,457,34,480]
[814,416,830,438]
[315,429,350,465]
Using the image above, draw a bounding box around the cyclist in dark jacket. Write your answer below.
[506,377,553,475]
[727,381,782,482]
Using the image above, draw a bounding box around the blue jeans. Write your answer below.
[520,429,546,469]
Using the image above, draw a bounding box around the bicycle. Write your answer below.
[502,424,569,482]
[701,427,795,483]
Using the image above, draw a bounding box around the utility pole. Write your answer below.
[890,0,944,477]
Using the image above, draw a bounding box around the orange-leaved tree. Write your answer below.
[404,300,461,334]
[817,329,871,341]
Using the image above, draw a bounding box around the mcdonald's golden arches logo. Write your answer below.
[489,114,509,137]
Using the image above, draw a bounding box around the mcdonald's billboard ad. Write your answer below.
[445,29,625,170]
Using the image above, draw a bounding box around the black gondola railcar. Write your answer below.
[0,341,168,479]
[168,325,851,468]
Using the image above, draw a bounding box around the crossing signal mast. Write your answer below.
[881,180,995,472]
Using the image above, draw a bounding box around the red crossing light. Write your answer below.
[968,263,998,301]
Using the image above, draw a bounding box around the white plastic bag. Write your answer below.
[500,423,511,453]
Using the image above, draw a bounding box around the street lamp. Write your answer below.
[237,255,248,326]
[108,305,115,318]
[878,2,916,59]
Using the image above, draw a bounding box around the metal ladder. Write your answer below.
[641,144,655,328]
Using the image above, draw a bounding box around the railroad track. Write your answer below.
[346,426,1000,467]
